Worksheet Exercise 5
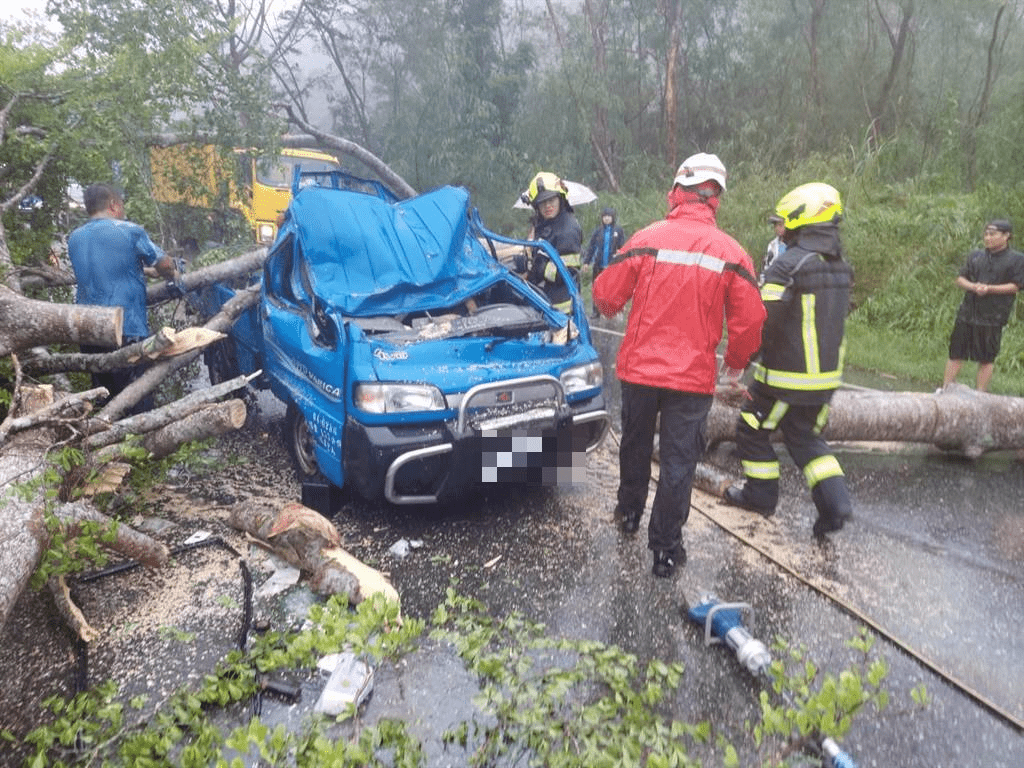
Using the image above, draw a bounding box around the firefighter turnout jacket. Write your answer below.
[754,223,853,405]
[593,187,765,395]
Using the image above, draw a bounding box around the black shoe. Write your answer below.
[619,508,641,535]
[723,484,776,518]
[813,511,851,538]
[652,545,685,578]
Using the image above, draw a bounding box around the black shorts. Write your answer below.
[948,320,1003,363]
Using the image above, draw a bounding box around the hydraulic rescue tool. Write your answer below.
[686,595,858,768]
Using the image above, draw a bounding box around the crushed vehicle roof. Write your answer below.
[284,184,515,317]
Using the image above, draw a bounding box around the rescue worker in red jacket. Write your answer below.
[723,182,854,538]
[594,153,765,577]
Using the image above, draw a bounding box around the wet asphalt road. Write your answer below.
[2,315,1023,767]
[326,316,1024,766]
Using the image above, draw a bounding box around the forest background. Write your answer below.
[4,0,1024,396]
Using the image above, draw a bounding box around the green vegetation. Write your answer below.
[14,591,909,767]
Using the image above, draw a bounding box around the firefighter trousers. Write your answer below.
[734,383,852,525]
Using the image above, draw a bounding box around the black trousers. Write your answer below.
[617,381,712,551]
[734,381,852,525]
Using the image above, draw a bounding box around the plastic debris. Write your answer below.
[314,652,374,715]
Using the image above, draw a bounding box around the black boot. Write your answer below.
[723,484,776,517]
[652,544,686,578]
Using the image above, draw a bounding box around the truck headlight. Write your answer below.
[354,383,446,414]
[560,361,603,395]
[257,223,276,243]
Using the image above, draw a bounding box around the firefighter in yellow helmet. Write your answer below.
[723,182,855,538]
[521,171,583,312]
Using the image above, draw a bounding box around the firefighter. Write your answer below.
[522,171,583,312]
[723,182,854,538]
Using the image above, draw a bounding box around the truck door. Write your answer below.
[261,232,347,485]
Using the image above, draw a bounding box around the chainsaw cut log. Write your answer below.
[0,283,122,355]
[228,502,399,606]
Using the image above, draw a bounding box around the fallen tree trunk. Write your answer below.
[95,399,246,462]
[0,283,122,355]
[0,434,170,634]
[706,383,1024,458]
[85,370,258,448]
[146,247,267,304]
[228,502,399,606]
[98,285,260,421]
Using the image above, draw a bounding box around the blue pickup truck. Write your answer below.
[197,170,609,505]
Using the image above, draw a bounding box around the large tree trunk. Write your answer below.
[0,284,122,355]
[707,383,1024,458]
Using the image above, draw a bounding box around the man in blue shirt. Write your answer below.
[69,183,177,406]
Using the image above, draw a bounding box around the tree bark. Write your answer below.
[95,399,247,462]
[707,383,1024,458]
[228,501,399,605]
[146,246,267,304]
[85,371,259,448]
[0,284,122,356]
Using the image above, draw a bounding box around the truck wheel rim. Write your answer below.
[292,413,319,476]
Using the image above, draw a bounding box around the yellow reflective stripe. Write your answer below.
[753,364,843,391]
[742,460,780,480]
[562,252,581,268]
[553,299,572,313]
[803,455,844,487]
[761,400,789,431]
[741,411,761,430]
[761,283,785,302]
[544,261,559,282]
[802,293,819,373]
[813,404,830,435]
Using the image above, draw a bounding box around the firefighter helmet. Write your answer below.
[775,182,842,230]
[673,153,727,192]
[522,172,568,207]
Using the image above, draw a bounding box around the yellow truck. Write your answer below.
[149,145,342,248]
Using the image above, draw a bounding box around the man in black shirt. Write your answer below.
[941,219,1024,392]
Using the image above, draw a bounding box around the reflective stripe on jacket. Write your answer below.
[754,225,853,405]
[593,188,765,395]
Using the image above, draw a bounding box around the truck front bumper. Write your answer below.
[344,393,608,505]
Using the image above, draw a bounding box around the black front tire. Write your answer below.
[285,402,321,480]
[204,339,241,386]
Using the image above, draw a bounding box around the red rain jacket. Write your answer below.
[594,187,765,395]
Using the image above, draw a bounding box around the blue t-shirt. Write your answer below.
[69,217,164,338]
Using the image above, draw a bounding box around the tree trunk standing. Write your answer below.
[541,0,620,194]
[706,384,1024,458]
[964,2,1007,189]
[867,0,914,143]
[802,0,828,150]
[660,0,683,169]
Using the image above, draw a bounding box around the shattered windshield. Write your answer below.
[351,302,552,343]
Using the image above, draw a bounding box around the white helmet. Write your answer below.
[673,152,727,191]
